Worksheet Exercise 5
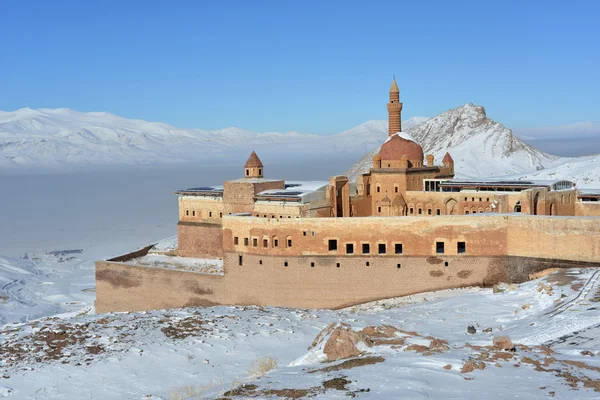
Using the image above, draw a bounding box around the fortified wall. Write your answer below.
[96,214,600,313]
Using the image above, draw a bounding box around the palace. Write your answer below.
[95,79,600,313]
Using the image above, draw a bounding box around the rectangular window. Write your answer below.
[428,209,432,215]
[378,243,386,254]
[377,186,380,193]
[378,207,382,213]
[192,210,195,216]
[395,187,398,193]
[328,239,338,251]
[362,243,370,254]
[397,263,401,269]
[284,261,288,267]
[336,262,341,268]
[238,255,243,266]
[219,212,222,218]
[465,210,469,215]
[259,259,263,265]
[418,208,422,215]
[436,209,441,215]
[395,243,403,254]
[310,262,315,267]
[457,242,466,254]
[436,242,445,254]
[303,231,307,236]
[244,238,249,246]
[366,261,370,266]
[346,243,354,254]
[234,237,239,245]
[186,210,189,216]
[209,211,212,217]
[274,239,279,247]
[287,239,292,247]
[409,208,413,214]
[252,238,258,247]
[263,239,268,248]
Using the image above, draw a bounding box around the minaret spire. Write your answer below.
[387,77,402,136]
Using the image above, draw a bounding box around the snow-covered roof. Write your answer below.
[255,181,328,203]
[175,185,224,196]
[578,188,600,199]
[441,179,576,191]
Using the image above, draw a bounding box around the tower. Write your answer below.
[387,77,403,136]
[244,151,264,178]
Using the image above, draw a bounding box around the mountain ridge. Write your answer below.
[1,105,599,188]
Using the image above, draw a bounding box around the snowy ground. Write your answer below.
[0,268,599,399]
[1,171,600,399]
[127,254,223,274]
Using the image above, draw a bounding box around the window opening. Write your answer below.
[328,239,338,251]
[395,243,403,254]
[436,242,445,254]
[362,243,370,254]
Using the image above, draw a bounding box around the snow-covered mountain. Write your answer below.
[345,103,600,188]
[2,106,599,187]
[0,107,427,170]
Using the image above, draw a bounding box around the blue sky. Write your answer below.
[1,0,598,134]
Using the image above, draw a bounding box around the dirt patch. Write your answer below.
[457,270,473,279]
[430,270,444,277]
[263,389,311,398]
[96,269,141,289]
[309,356,385,374]
[86,345,105,355]
[161,316,206,339]
[222,384,259,397]
[322,377,351,391]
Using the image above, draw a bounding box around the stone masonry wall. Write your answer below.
[177,221,223,258]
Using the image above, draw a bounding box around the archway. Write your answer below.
[533,192,540,215]
[444,198,458,215]
[550,202,556,216]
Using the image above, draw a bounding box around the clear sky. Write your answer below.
[1,0,598,134]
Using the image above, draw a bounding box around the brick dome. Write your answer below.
[379,134,424,163]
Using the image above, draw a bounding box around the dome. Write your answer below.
[379,134,424,162]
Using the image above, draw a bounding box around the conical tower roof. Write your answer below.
[390,78,399,93]
[443,152,454,165]
[244,151,264,168]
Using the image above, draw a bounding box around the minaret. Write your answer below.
[387,77,403,136]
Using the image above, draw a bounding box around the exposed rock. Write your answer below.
[483,327,492,333]
[461,360,486,373]
[467,326,476,334]
[321,324,371,361]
